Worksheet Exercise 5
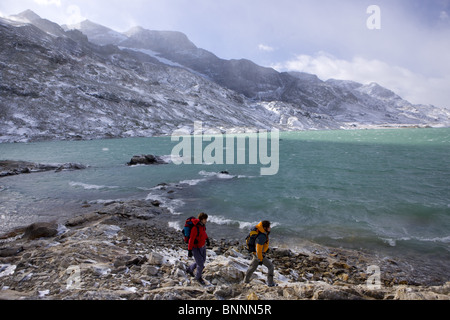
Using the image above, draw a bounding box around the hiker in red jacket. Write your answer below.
[187,212,210,285]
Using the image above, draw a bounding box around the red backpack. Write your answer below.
[182,216,199,243]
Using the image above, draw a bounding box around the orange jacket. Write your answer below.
[254,221,270,261]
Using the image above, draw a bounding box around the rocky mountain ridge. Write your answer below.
[0,10,449,143]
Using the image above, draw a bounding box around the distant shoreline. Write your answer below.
[0,160,87,178]
[0,124,449,144]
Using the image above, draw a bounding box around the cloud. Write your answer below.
[273,52,450,109]
[33,0,61,6]
[258,44,275,52]
[66,4,85,25]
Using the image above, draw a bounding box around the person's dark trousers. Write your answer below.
[188,246,206,280]
[245,255,274,285]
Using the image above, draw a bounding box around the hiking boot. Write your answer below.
[267,282,278,287]
[197,278,206,285]
[187,269,195,277]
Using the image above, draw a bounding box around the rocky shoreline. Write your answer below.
[0,160,87,178]
[0,199,449,300]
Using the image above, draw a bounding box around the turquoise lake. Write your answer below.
[1,128,449,281]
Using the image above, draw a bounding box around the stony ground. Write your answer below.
[1,199,449,300]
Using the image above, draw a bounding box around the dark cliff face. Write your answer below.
[0,11,448,143]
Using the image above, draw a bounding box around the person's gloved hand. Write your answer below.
[188,250,193,257]
[206,238,210,247]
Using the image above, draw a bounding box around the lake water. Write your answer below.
[1,128,449,282]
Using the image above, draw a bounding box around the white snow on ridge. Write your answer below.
[120,47,207,78]
[120,47,185,68]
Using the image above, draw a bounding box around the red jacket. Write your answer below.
[188,219,208,250]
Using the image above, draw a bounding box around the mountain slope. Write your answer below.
[0,11,449,143]
[8,9,67,37]
[0,13,306,142]
[63,20,127,46]
[68,16,450,125]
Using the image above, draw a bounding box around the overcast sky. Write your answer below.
[1,0,449,108]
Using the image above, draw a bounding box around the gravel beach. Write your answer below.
[1,199,449,300]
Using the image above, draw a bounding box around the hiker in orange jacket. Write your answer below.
[187,212,210,285]
[244,220,276,287]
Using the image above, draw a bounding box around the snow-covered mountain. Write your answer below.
[0,10,448,143]
[62,19,127,46]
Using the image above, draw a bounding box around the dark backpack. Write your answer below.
[182,216,199,243]
[245,227,260,252]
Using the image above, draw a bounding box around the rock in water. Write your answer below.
[127,155,168,166]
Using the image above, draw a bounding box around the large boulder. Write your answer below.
[127,155,168,166]
[0,246,24,257]
[22,222,59,240]
[53,162,87,172]
[147,252,165,265]
[204,256,246,284]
